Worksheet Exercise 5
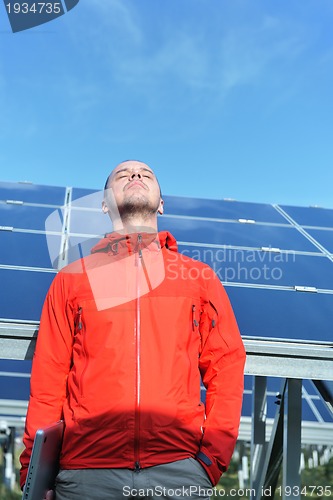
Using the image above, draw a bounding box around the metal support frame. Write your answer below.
[282,379,302,499]
[250,377,305,500]
[250,377,285,499]
[1,323,333,375]
[250,376,268,497]
[244,337,333,381]
[0,424,16,491]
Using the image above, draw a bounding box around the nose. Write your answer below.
[130,171,142,180]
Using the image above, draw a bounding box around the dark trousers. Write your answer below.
[55,458,213,499]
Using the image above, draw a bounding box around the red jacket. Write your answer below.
[20,231,245,487]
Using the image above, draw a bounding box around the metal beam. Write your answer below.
[1,322,333,381]
[282,379,302,500]
[244,338,333,380]
[238,417,333,446]
[250,376,268,499]
[250,378,286,500]
[0,321,37,360]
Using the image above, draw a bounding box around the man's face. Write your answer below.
[103,161,164,219]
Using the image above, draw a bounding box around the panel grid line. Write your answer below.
[274,205,333,262]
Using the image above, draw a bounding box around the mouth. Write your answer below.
[126,181,147,190]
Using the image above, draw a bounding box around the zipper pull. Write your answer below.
[192,304,199,330]
[77,307,82,331]
[134,461,141,472]
[137,234,143,258]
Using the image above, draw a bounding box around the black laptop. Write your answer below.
[22,420,64,500]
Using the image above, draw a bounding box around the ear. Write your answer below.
[102,200,109,214]
[158,198,164,215]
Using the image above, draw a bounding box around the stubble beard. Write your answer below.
[117,193,160,222]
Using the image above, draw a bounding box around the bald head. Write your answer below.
[102,160,164,231]
[104,160,162,196]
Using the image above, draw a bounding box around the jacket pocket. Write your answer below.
[72,304,89,399]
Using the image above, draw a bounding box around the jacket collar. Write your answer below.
[90,231,178,256]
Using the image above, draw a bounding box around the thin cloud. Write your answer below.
[116,31,212,90]
[61,3,312,108]
[107,12,310,102]
[85,0,142,45]
[217,16,310,92]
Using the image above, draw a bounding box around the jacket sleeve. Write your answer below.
[196,267,246,486]
[19,272,74,490]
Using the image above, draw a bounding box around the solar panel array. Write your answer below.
[1,180,332,429]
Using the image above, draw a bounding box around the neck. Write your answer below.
[112,214,158,234]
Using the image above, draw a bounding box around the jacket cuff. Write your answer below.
[196,449,225,486]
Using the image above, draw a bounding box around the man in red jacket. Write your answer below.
[20,160,246,500]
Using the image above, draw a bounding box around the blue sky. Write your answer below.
[0,0,333,208]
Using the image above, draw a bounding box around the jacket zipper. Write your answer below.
[77,306,89,398]
[192,304,199,331]
[134,233,142,471]
[77,306,83,332]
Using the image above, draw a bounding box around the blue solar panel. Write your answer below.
[178,245,333,289]
[162,196,288,223]
[305,229,333,253]
[0,181,66,205]
[0,377,30,400]
[305,397,333,423]
[71,187,103,203]
[242,377,333,423]
[0,360,31,400]
[0,269,55,321]
[280,205,333,228]
[0,359,31,373]
[66,235,101,263]
[158,217,320,252]
[69,207,110,236]
[0,232,54,268]
[241,393,252,416]
[227,287,333,342]
[0,203,57,231]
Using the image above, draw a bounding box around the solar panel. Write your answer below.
[0,232,54,268]
[159,216,319,251]
[279,205,333,228]
[177,245,333,288]
[0,204,58,230]
[227,288,333,342]
[0,180,332,436]
[305,229,333,253]
[242,377,333,424]
[0,359,31,400]
[0,181,66,205]
[162,196,287,223]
